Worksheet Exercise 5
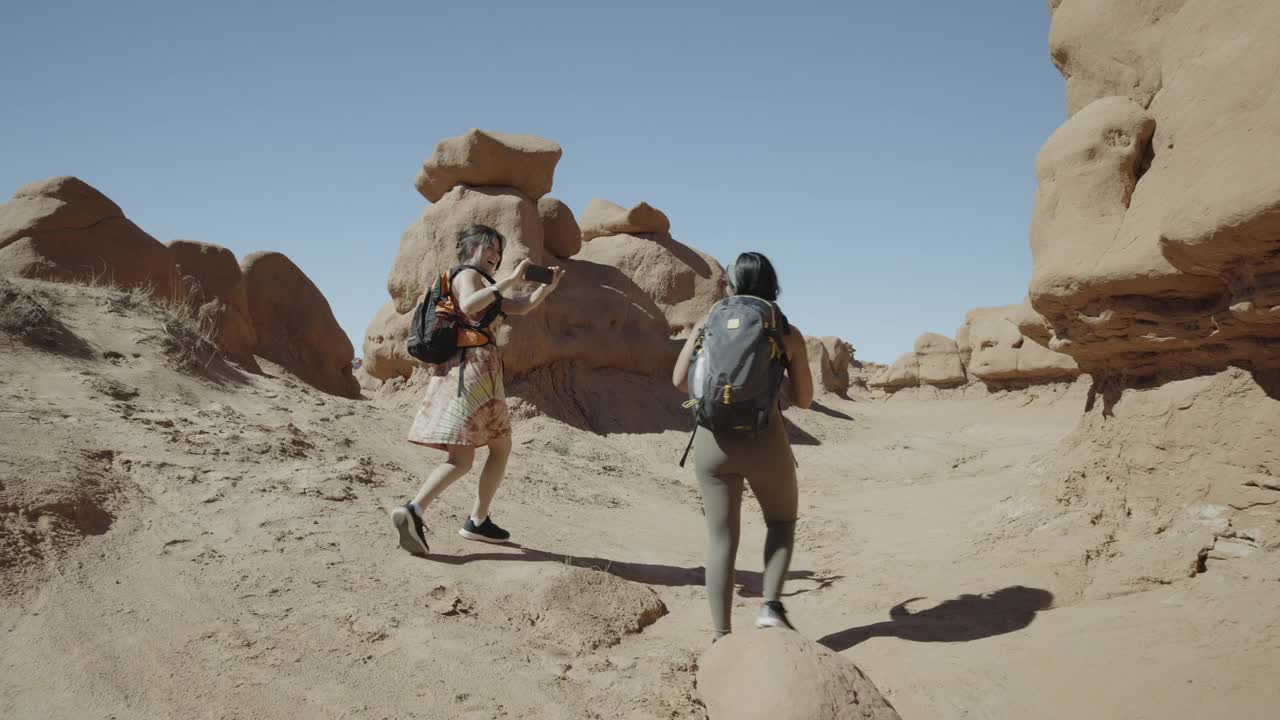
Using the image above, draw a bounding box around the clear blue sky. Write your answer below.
[1,1,1064,364]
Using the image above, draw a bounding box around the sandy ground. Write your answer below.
[2,279,1277,719]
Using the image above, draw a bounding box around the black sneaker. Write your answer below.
[391,503,430,557]
[458,516,511,544]
[756,600,796,630]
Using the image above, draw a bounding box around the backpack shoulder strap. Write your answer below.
[450,264,496,284]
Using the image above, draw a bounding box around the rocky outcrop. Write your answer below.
[0,177,176,299]
[1029,0,1280,376]
[988,366,1280,602]
[361,300,416,382]
[168,240,257,364]
[1048,0,1188,115]
[958,305,1079,387]
[0,178,355,397]
[538,197,581,259]
[871,333,966,391]
[413,129,562,204]
[386,185,544,315]
[806,336,855,395]
[579,199,671,242]
[572,219,725,338]
[240,251,359,398]
[365,140,727,431]
[698,630,901,720]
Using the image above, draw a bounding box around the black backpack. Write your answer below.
[679,296,789,466]
[407,264,502,365]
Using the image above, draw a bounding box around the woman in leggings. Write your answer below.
[672,252,814,641]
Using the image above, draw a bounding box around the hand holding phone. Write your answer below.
[523,263,555,284]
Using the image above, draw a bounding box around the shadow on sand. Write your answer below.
[429,542,842,599]
[818,585,1054,652]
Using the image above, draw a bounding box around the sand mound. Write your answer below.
[500,565,668,653]
[698,630,901,720]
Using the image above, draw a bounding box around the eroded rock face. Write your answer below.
[573,230,725,338]
[361,300,416,382]
[1048,0,1189,115]
[241,251,359,398]
[168,240,257,363]
[697,630,901,720]
[538,197,581,259]
[806,336,855,395]
[387,185,544,315]
[914,332,967,387]
[1029,0,1280,376]
[960,305,1079,386]
[413,129,562,204]
[0,177,176,299]
[872,352,921,390]
[579,199,671,242]
[988,366,1280,602]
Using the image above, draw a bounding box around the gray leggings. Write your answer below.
[691,411,797,636]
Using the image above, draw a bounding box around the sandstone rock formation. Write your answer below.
[915,332,966,386]
[572,223,725,338]
[806,336,855,395]
[0,177,176,298]
[413,129,562,204]
[1029,0,1280,376]
[990,366,1280,601]
[698,630,901,720]
[366,172,727,410]
[1008,0,1280,598]
[874,352,920,391]
[871,332,966,391]
[240,251,359,398]
[387,185,544,315]
[958,305,1079,386]
[361,300,416,382]
[168,240,258,363]
[0,177,354,398]
[579,199,671,242]
[537,197,581,259]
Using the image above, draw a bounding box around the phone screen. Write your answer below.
[523,264,554,284]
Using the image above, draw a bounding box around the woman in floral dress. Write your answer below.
[392,225,564,556]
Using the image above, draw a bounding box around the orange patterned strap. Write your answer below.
[434,283,494,348]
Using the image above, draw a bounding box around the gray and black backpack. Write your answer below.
[679,295,790,466]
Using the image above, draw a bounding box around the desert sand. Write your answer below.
[2,279,1276,719]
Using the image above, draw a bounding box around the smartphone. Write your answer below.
[523,263,554,284]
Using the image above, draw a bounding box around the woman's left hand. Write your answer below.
[547,265,566,291]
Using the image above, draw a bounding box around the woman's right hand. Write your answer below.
[504,259,532,285]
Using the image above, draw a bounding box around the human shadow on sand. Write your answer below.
[430,543,842,599]
[807,400,853,421]
[817,585,1054,652]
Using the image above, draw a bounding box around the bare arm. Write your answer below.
[453,262,527,318]
[672,317,707,392]
[781,324,814,409]
[502,264,565,316]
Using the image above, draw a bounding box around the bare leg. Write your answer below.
[471,436,511,520]
[411,445,475,512]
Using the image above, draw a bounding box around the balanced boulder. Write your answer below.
[413,129,561,204]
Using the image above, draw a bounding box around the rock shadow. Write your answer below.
[817,585,1054,652]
